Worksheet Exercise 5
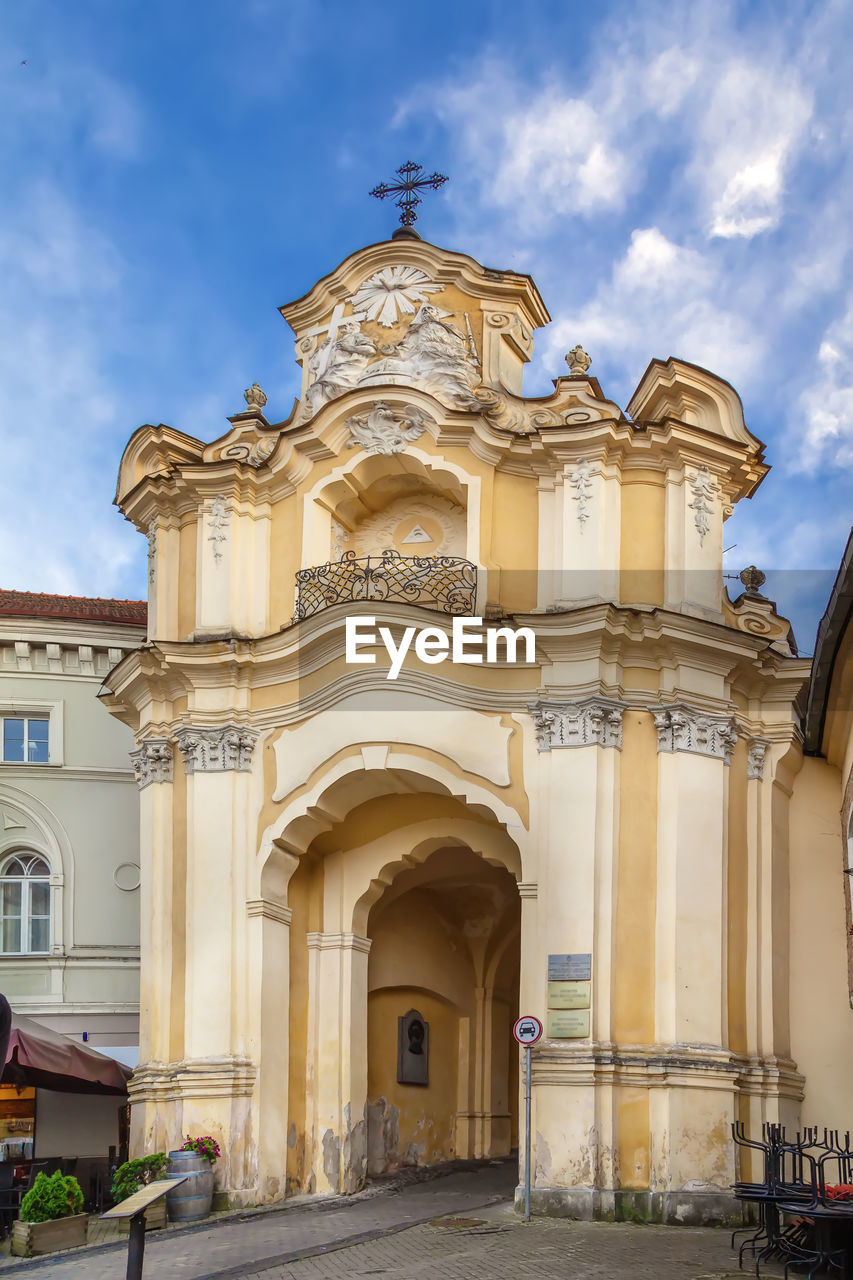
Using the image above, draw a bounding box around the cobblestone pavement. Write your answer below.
[0,1162,773,1280]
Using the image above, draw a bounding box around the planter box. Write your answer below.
[11,1213,88,1257]
[117,1198,168,1233]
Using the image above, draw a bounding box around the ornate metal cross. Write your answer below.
[369,161,449,227]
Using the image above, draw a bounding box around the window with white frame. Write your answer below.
[1,717,50,764]
[0,853,51,953]
[0,703,62,766]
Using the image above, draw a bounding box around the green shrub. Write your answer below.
[111,1153,170,1205]
[20,1171,85,1223]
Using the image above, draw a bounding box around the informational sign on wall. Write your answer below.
[547,953,591,982]
[547,980,590,1009]
[546,954,591,1036]
[547,1009,590,1038]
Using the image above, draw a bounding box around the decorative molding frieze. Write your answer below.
[344,401,432,456]
[652,704,738,764]
[517,882,538,899]
[529,698,625,751]
[747,740,769,780]
[570,459,593,529]
[129,738,173,789]
[207,495,230,563]
[688,466,717,546]
[175,724,258,774]
[128,1055,257,1104]
[246,899,292,926]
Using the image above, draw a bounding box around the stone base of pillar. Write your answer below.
[514,1185,743,1226]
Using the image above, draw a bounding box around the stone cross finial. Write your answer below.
[565,345,592,375]
[244,383,267,413]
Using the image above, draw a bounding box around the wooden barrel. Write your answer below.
[165,1150,215,1222]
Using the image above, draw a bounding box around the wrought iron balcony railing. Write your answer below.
[295,550,477,621]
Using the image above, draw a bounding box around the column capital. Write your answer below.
[129,738,174,789]
[651,704,738,765]
[175,723,258,774]
[528,698,625,751]
[247,898,292,926]
[306,931,372,954]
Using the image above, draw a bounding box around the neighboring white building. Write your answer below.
[0,591,146,1064]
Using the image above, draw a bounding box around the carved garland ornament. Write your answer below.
[208,495,230,564]
[652,705,738,764]
[570,460,593,529]
[529,699,625,751]
[688,466,717,547]
[129,739,173,789]
[175,725,258,774]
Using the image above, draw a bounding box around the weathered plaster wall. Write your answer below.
[789,756,853,1126]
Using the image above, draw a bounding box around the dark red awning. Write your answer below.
[3,1012,131,1096]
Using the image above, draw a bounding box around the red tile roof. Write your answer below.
[0,591,147,628]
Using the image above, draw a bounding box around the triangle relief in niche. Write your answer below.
[401,524,433,544]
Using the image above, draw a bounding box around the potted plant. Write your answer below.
[11,1170,87,1257]
[111,1153,171,1232]
[166,1135,220,1222]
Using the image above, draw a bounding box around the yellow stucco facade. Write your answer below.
[102,231,853,1223]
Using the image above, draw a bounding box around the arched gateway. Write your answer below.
[105,229,815,1223]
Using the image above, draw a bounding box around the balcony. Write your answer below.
[295,550,477,621]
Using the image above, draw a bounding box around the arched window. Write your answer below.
[0,853,51,954]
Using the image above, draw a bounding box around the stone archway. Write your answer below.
[262,758,526,1199]
[365,845,520,1175]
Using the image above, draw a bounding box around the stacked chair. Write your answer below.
[732,1123,853,1278]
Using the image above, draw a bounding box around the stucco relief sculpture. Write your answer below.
[129,739,173,789]
[747,740,769,780]
[175,725,258,774]
[208,495,230,564]
[688,466,717,546]
[147,519,157,584]
[349,265,443,327]
[529,699,624,751]
[344,402,432,456]
[652,705,738,763]
[570,460,593,529]
[306,322,377,413]
[359,304,480,408]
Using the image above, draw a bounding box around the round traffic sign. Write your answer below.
[513,1015,543,1046]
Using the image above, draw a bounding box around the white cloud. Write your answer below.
[695,63,813,240]
[536,227,761,395]
[494,93,628,217]
[796,303,853,471]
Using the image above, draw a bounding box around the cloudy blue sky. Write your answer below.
[1,0,850,651]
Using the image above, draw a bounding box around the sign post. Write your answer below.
[101,1177,186,1280]
[513,1014,543,1223]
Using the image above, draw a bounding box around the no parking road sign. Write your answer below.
[513,1014,543,1046]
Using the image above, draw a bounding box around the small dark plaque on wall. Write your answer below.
[548,953,592,981]
[397,1008,429,1086]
